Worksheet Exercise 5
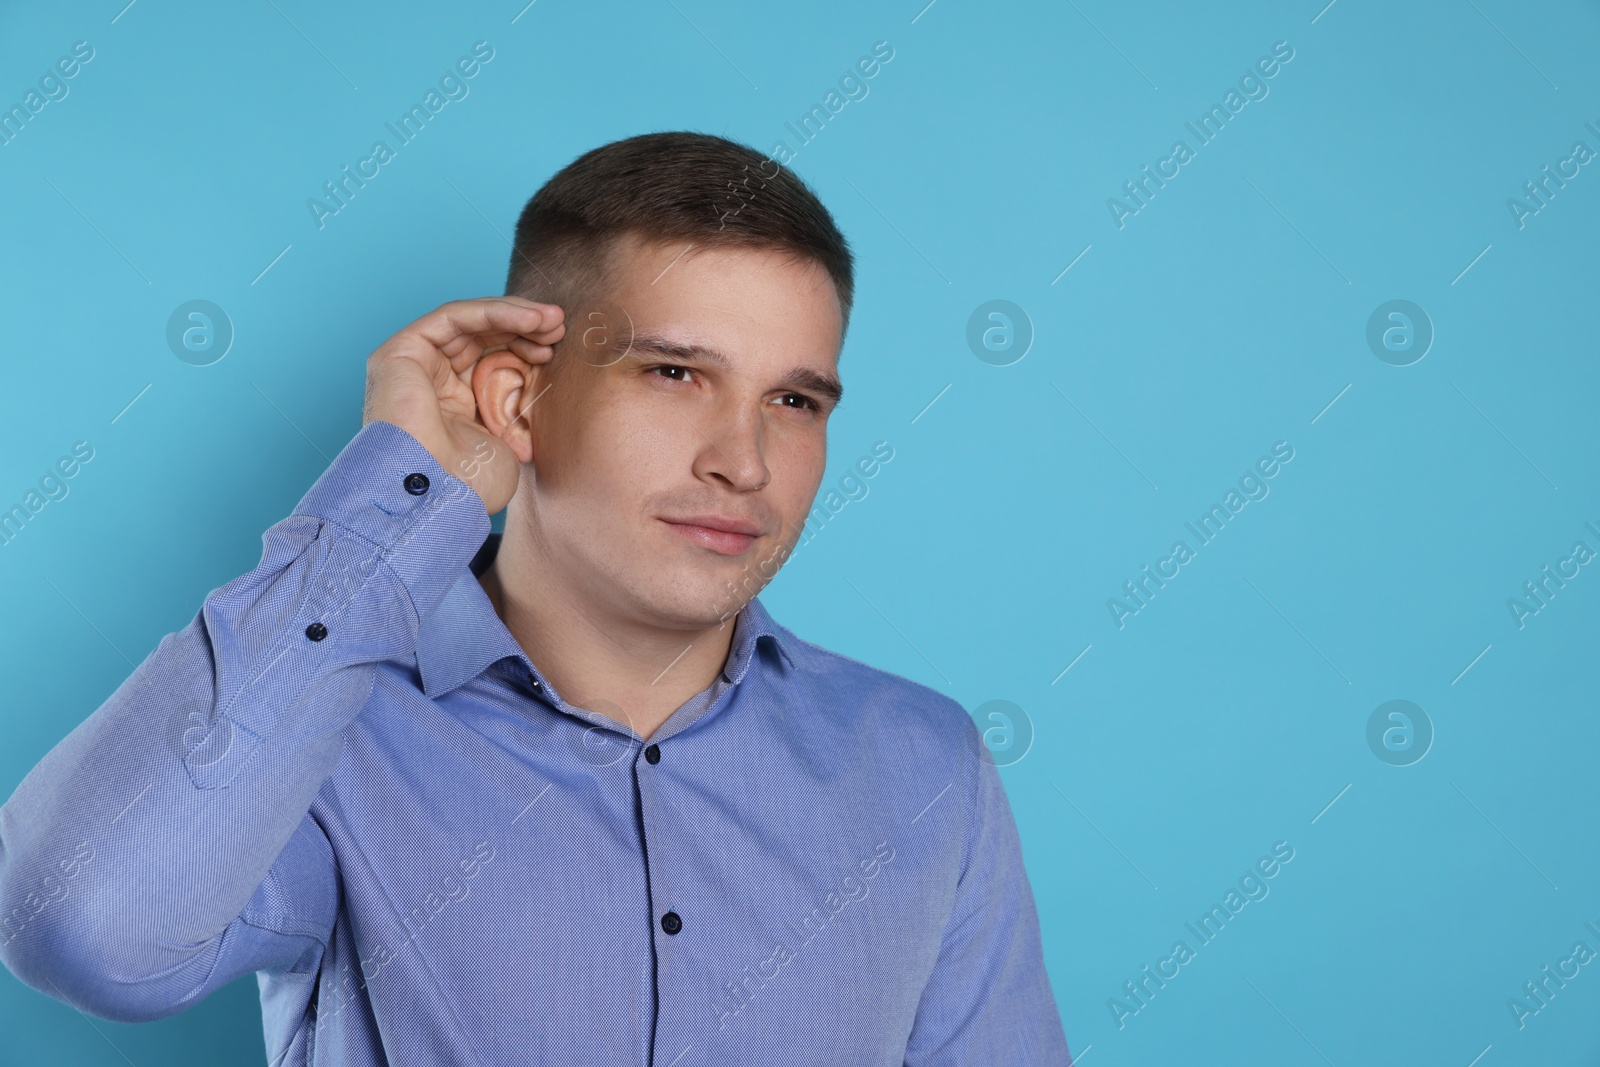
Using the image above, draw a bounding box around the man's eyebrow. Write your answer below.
[625,333,844,408]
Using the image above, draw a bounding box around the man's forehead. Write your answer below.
[608,233,838,309]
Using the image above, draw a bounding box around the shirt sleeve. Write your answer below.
[902,717,1076,1065]
[0,420,490,1022]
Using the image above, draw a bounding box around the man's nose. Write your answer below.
[698,403,770,492]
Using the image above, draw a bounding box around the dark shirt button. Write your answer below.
[403,472,430,495]
[661,911,682,935]
[645,744,661,765]
[305,622,328,641]
[530,678,542,689]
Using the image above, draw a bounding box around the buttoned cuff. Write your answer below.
[290,420,491,625]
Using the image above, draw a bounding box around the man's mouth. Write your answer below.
[659,515,762,555]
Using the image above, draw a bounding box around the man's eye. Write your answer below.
[646,367,820,414]
[775,393,820,413]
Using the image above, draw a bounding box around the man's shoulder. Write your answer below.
[768,621,981,758]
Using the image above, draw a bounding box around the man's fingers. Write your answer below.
[506,336,556,362]
[399,300,561,374]
[369,299,567,382]
[523,317,566,345]
[417,298,563,353]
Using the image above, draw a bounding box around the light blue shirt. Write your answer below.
[0,420,1072,1065]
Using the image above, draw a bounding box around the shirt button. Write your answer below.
[305,622,328,641]
[645,744,661,765]
[661,911,682,935]
[403,472,430,495]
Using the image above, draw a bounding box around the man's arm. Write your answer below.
[0,420,490,1021]
[0,295,558,1022]
[902,719,1074,1065]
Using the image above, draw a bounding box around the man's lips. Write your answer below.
[659,516,762,555]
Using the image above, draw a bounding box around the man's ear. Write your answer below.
[471,350,547,465]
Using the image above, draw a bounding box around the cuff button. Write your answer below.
[404,472,430,495]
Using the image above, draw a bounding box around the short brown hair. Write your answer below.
[504,131,854,338]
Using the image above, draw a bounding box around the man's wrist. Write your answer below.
[291,420,491,623]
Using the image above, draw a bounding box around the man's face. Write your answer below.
[514,232,843,631]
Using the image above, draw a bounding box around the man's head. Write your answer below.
[503,130,854,339]
[472,132,853,633]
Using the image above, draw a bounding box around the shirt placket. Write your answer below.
[632,733,681,1067]
[515,660,668,1067]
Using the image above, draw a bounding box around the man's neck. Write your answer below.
[475,532,740,742]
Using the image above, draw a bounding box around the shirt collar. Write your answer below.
[416,532,796,701]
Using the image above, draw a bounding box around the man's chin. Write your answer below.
[620,575,755,633]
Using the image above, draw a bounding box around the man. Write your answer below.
[0,132,1071,1065]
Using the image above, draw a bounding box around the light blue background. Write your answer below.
[3,0,1598,1063]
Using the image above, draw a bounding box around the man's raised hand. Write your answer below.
[361,296,564,515]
